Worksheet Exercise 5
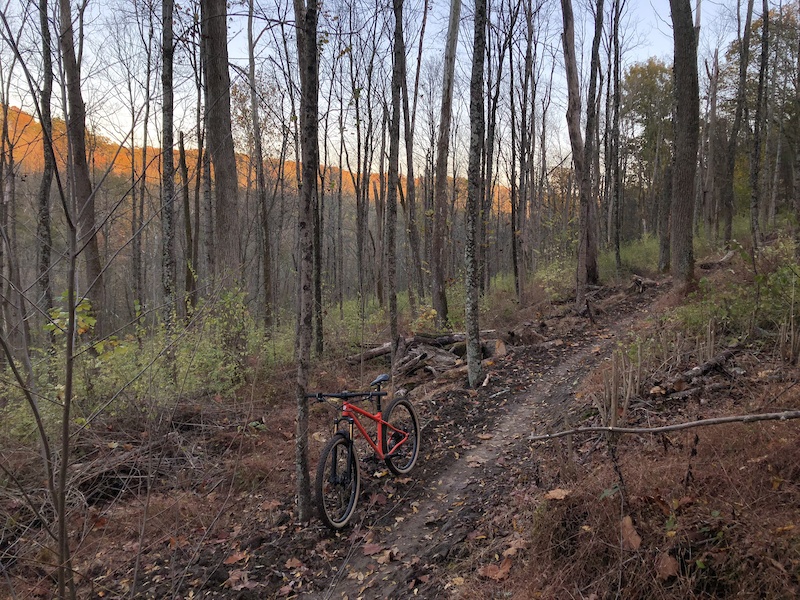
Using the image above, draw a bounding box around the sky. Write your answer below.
[1,0,743,155]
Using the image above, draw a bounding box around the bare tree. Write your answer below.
[669,0,699,287]
[431,0,462,328]
[248,0,272,327]
[466,0,487,388]
[293,0,319,521]
[749,0,769,250]
[560,0,602,309]
[59,0,105,337]
[37,0,54,328]
[387,0,403,355]
[400,0,428,308]
[162,0,176,332]
[723,0,755,246]
[201,0,241,284]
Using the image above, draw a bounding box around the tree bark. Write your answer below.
[561,0,602,308]
[749,0,769,251]
[400,0,427,305]
[722,0,755,246]
[162,0,176,333]
[669,0,699,287]
[179,133,197,313]
[387,0,403,359]
[246,0,272,328]
[59,0,104,337]
[37,0,54,325]
[431,0,462,328]
[292,0,319,522]
[201,0,240,284]
[466,0,487,388]
[583,0,602,294]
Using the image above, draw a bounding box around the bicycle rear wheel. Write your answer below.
[382,398,420,475]
[315,432,360,529]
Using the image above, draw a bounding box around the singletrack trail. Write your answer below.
[307,286,663,599]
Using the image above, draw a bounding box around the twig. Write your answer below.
[528,410,800,441]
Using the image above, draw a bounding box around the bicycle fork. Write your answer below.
[330,417,356,485]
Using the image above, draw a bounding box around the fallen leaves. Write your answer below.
[502,537,528,558]
[544,488,571,500]
[224,569,259,591]
[478,557,513,581]
[362,543,384,556]
[222,550,248,565]
[656,553,679,580]
[620,516,642,551]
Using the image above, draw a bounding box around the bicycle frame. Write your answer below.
[337,400,410,461]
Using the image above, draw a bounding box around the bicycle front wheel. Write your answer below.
[315,432,360,529]
[382,398,420,475]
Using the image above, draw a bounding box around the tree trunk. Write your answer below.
[466,0,486,388]
[580,0,603,296]
[201,0,240,284]
[387,0,404,359]
[162,0,176,334]
[292,0,319,522]
[749,0,769,251]
[669,0,699,287]
[560,0,585,299]
[704,50,719,238]
[400,0,427,305]
[432,0,462,328]
[59,0,104,338]
[179,133,197,313]
[611,0,622,272]
[37,0,54,326]
[248,0,272,328]
[561,0,602,308]
[722,0,755,246]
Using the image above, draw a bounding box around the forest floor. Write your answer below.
[5,262,799,599]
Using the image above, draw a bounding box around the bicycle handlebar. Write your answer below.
[306,390,387,401]
[306,372,390,402]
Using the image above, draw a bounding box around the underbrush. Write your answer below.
[518,411,800,599]
[499,230,800,599]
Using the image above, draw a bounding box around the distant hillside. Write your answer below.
[2,104,509,209]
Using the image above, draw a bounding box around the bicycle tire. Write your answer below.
[315,432,360,529]
[382,398,420,475]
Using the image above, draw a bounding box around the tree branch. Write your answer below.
[529,410,800,441]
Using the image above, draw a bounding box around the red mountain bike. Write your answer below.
[307,374,420,529]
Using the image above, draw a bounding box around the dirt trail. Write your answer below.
[308,295,659,599]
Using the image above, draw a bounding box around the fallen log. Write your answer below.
[629,275,659,293]
[649,348,741,397]
[345,330,497,365]
[698,250,735,270]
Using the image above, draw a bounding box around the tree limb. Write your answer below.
[529,410,800,441]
